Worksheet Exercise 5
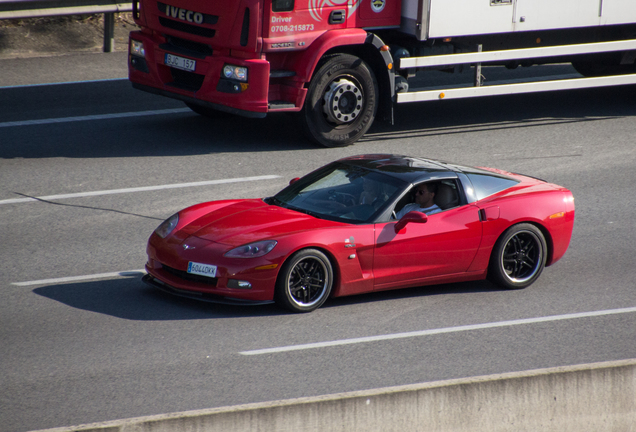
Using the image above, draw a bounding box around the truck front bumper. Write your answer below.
[128,31,269,118]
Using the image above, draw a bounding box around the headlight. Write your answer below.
[130,39,145,57]
[224,240,277,258]
[155,214,179,238]
[222,65,248,82]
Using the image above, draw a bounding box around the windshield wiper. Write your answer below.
[267,197,287,208]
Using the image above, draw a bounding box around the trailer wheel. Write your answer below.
[300,54,378,147]
[571,51,630,77]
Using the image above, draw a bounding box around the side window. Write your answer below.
[272,0,294,12]
[392,180,460,220]
[435,180,460,210]
[466,173,519,201]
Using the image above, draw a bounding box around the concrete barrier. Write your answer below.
[33,359,636,432]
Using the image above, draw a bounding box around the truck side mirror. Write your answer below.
[394,211,428,233]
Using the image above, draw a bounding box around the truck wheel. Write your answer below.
[571,52,626,77]
[185,102,230,118]
[300,54,378,148]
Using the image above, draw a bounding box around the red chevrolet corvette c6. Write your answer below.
[143,154,575,312]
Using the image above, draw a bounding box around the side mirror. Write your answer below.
[394,211,428,233]
[289,177,300,185]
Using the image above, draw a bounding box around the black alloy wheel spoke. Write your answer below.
[289,258,326,304]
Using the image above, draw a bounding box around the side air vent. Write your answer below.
[240,8,250,47]
[159,17,216,38]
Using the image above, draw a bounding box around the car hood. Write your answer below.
[183,199,344,246]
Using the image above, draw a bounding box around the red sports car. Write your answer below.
[143,154,575,312]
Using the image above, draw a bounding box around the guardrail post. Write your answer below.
[474,44,483,87]
[103,12,115,52]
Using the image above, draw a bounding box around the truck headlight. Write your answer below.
[222,65,248,82]
[130,39,145,57]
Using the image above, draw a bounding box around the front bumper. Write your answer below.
[142,274,274,306]
[128,31,269,117]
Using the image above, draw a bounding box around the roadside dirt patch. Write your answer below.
[0,13,138,59]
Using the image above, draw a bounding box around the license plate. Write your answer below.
[165,53,196,72]
[187,262,217,278]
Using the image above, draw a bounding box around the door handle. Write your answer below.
[329,9,346,24]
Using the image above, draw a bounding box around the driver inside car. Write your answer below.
[396,182,442,219]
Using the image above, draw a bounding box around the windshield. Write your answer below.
[272,162,405,223]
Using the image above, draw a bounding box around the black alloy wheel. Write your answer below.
[276,249,333,313]
[489,223,547,289]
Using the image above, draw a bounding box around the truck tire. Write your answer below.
[571,51,631,77]
[300,54,378,147]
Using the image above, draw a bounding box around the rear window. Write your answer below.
[466,173,519,200]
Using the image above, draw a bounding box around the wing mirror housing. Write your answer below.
[289,177,300,185]
[394,211,428,233]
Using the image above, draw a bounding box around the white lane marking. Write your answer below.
[240,306,636,356]
[0,175,281,205]
[12,270,146,287]
[0,77,127,90]
[0,107,191,128]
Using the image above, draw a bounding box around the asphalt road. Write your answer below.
[1,53,635,432]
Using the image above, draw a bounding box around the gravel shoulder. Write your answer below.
[0,13,138,59]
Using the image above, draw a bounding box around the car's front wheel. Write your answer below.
[488,223,547,289]
[275,249,333,313]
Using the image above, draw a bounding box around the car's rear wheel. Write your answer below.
[488,224,547,289]
[275,249,333,313]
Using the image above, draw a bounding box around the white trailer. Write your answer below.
[395,0,636,104]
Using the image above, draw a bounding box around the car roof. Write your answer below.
[337,154,460,184]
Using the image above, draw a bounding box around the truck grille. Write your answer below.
[159,17,216,38]
[162,265,218,286]
[164,35,213,58]
[168,68,205,92]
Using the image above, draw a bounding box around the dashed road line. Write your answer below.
[12,270,146,287]
[239,306,636,355]
[0,175,281,205]
[0,108,191,129]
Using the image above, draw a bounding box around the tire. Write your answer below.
[571,51,632,77]
[488,224,547,290]
[275,249,333,313]
[571,60,622,77]
[185,102,231,118]
[299,54,378,148]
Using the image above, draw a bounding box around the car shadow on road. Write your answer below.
[324,280,500,310]
[32,275,285,320]
[32,273,501,320]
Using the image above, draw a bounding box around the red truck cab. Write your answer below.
[129,0,399,123]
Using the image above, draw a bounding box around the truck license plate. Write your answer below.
[165,53,196,72]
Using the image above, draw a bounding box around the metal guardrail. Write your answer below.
[0,0,133,52]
